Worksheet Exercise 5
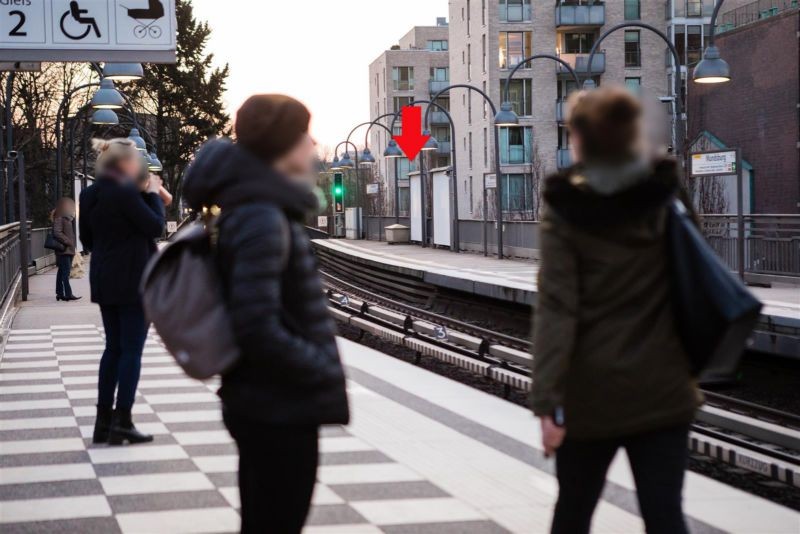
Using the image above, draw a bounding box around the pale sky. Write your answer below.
[191,0,449,153]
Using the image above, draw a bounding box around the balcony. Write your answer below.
[429,110,450,124]
[436,141,451,155]
[429,80,449,94]
[556,99,567,123]
[555,2,605,28]
[557,148,572,170]
[556,52,605,76]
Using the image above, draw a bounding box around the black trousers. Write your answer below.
[223,411,319,534]
[55,254,73,298]
[98,304,148,411]
[551,424,690,534]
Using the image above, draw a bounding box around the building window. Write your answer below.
[482,128,488,166]
[501,79,532,116]
[501,174,533,213]
[625,77,641,94]
[398,187,410,216]
[466,0,471,35]
[499,126,533,165]
[427,40,449,51]
[686,0,702,17]
[397,157,417,180]
[499,31,532,69]
[481,0,486,25]
[499,0,531,23]
[562,32,594,54]
[392,96,413,113]
[432,125,450,143]
[687,25,702,65]
[482,34,486,73]
[468,132,473,168]
[392,67,414,91]
[430,67,449,82]
[624,0,640,20]
[467,43,472,80]
[624,31,641,68]
[468,177,474,214]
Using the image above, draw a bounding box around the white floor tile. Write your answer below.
[115,507,241,534]
[59,364,101,372]
[88,444,188,464]
[56,345,105,353]
[79,422,168,439]
[318,464,424,485]
[156,409,222,423]
[0,437,85,455]
[319,436,375,453]
[7,335,52,342]
[72,404,153,417]
[99,472,214,496]
[0,463,96,485]
[0,495,111,523]
[56,337,104,344]
[9,328,50,334]
[0,416,75,431]
[351,497,486,526]
[312,484,345,506]
[0,371,61,381]
[192,455,237,473]
[4,342,53,350]
[51,324,97,330]
[142,393,218,405]
[0,350,57,359]
[0,398,70,411]
[303,526,382,534]
[0,384,64,394]
[135,378,200,390]
[172,430,232,446]
[1,360,59,369]
[52,329,100,336]
[57,354,101,362]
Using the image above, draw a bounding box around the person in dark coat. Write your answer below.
[531,87,701,534]
[183,95,349,534]
[79,138,165,446]
[52,197,80,301]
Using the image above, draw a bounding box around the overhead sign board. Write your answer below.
[690,150,738,177]
[0,0,176,62]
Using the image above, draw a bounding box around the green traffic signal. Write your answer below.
[334,186,343,195]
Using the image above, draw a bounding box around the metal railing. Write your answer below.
[0,223,51,307]
[556,52,606,74]
[717,0,798,34]
[700,214,800,277]
[555,3,606,26]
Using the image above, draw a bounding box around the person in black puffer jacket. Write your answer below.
[183,95,349,534]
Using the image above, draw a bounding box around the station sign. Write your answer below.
[690,150,738,177]
[485,173,496,189]
[166,220,177,233]
[317,216,328,227]
[0,0,176,63]
[366,183,379,195]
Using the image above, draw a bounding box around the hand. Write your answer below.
[146,174,162,194]
[541,416,566,458]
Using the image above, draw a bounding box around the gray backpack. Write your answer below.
[140,218,240,379]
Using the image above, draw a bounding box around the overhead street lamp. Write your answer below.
[583,22,687,156]
[693,1,731,84]
[91,109,119,125]
[497,54,581,127]
[90,78,125,109]
[102,63,144,83]
[430,84,506,259]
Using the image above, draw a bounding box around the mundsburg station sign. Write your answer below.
[0,0,176,62]
[690,149,738,177]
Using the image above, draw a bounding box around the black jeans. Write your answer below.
[98,303,148,411]
[223,411,319,534]
[55,254,73,298]
[552,424,690,534]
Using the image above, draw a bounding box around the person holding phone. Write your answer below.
[79,138,166,446]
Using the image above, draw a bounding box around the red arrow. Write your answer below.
[393,105,430,160]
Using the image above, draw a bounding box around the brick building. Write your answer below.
[688,6,799,213]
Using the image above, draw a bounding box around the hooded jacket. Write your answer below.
[531,157,701,439]
[183,139,349,426]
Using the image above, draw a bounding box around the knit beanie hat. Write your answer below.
[235,94,311,162]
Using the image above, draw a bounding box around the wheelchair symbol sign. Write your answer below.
[52,0,109,44]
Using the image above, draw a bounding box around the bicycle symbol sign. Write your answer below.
[0,0,175,62]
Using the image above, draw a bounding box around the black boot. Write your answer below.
[108,408,154,445]
[92,405,113,444]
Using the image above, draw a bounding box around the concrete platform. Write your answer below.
[2,269,799,532]
[313,239,800,357]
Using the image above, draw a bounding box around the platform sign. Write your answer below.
[166,220,177,233]
[366,183,379,195]
[317,215,327,228]
[690,150,737,177]
[0,0,176,63]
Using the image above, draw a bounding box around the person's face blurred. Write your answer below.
[274,133,316,185]
[117,154,144,184]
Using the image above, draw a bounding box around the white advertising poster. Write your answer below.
[0,0,177,62]
[432,169,451,248]
[409,174,421,242]
[691,150,738,177]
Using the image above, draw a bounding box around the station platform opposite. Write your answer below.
[1,269,799,533]
[312,238,800,357]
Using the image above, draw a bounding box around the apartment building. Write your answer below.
[447,0,716,220]
[368,19,450,215]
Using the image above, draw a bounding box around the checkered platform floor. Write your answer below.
[0,324,509,533]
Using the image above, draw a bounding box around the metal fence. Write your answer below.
[700,214,800,277]
[717,0,798,34]
[362,215,799,277]
[0,223,54,306]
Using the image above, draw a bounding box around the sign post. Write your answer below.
[690,149,744,280]
[0,0,177,62]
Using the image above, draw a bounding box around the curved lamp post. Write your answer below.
[496,54,580,127]
[693,0,731,84]
[583,22,686,156]
[430,84,505,259]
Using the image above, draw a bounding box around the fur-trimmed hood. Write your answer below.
[543,158,681,228]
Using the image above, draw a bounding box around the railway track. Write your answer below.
[318,262,800,489]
